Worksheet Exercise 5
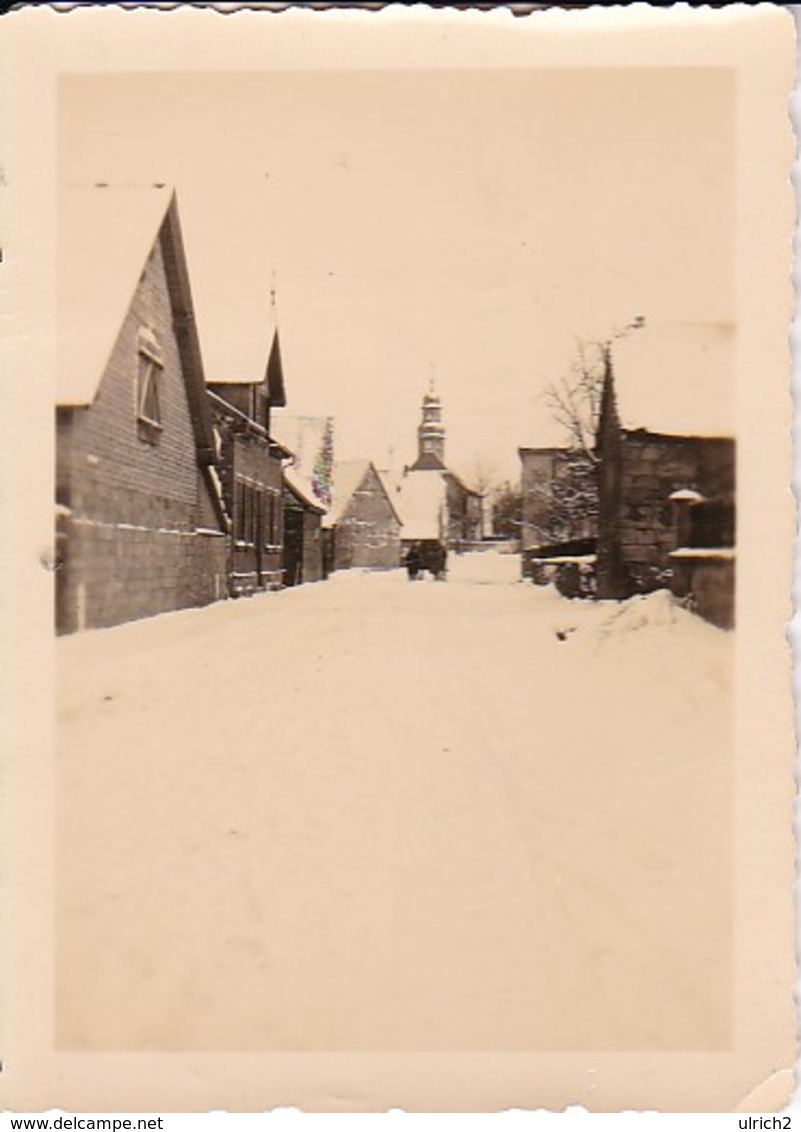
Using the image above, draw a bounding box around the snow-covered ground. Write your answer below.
[56,551,733,1051]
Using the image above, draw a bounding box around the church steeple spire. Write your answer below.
[411,386,446,470]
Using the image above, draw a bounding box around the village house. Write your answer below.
[518,444,597,565]
[517,443,596,590]
[55,185,228,634]
[596,323,736,625]
[270,415,333,584]
[205,315,291,596]
[325,460,403,571]
[282,467,327,586]
[519,447,568,550]
[390,388,483,550]
[518,323,736,626]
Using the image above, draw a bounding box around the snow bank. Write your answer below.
[596,587,695,637]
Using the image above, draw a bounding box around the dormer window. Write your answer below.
[137,327,164,443]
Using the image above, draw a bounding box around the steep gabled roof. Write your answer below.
[326,459,403,528]
[375,467,403,502]
[199,288,286,407]
[58,184,173,407]
[266,329,287,407]
[57,184,216,464]
[327,459,370,525]
[205,324,286,407]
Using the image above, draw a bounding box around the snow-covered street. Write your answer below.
[56,551,733,1051]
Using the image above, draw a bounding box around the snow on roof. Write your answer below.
[58,184,174,406]
[197,291,279,390]
[670,547,735,560]
[376,468,403,500]
[612,322,735,438]
[393,469,447,541]
[283,467,327,514]
[325,459,371,525]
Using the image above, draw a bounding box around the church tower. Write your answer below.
[411,386,446,470]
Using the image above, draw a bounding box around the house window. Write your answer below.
[265,490,281,547]
[250,487,261,546]
[690,498,735,548]
[137,328,164,443]
[264,493,272,547]
[233,480,243,542]
[244,485,255,547]
[234,479,265,548]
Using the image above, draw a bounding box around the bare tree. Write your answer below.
[466,454,500,497]
[525,340,606,546]
[466,454,501,539]
[532,317,645,546]
[545,317,645,460]
[492,481,523,539]
[544,338,607,463]
[525,455,597,546]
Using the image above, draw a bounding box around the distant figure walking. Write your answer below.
[404,543,423,581]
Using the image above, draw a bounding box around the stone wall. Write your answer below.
[615,431,735,591]
[55,507,227,634]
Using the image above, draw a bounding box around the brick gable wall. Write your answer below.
[334,466,401,570]
[56,225,226,633]
[65,234,200,520]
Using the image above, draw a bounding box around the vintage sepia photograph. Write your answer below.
[54,64,739,1053]
[1,2,796,1116]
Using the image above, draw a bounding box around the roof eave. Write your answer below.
[621,426,736,444]
[160,194,219,464]
[284,479,327,514]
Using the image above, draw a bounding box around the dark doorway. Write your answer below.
[283,507,304,587]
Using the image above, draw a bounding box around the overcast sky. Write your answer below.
[60,68,735,483]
